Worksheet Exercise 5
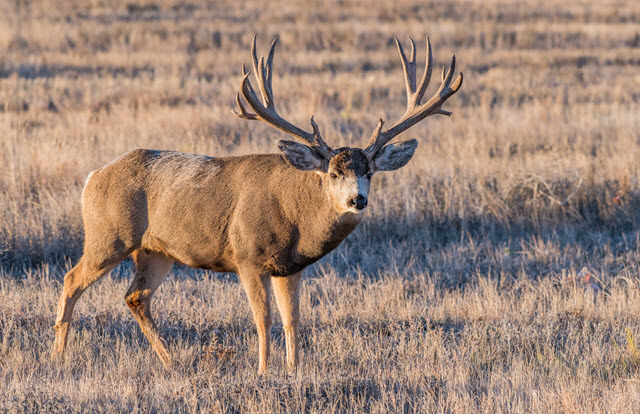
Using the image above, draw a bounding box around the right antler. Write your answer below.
[233,35,336,159]
[364,37,463,158]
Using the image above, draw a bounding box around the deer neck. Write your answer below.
[281,171,361,261]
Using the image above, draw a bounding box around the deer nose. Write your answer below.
[349,195,368,210]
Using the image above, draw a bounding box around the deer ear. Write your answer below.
[372,139,418,171]
[276,140,326,171]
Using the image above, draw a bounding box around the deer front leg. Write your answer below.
[239,268,273,374]
[272,272,301,373]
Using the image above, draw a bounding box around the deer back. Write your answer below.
[81,149,360,276]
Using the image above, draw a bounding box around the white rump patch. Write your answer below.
[84,170,95,186]
[81,170,96,206]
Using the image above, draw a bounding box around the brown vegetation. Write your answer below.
[1,0,640,412]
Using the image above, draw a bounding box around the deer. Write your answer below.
[51,35,462,374]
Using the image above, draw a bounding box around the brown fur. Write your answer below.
[84,150,361,273]
[52,149,363,373]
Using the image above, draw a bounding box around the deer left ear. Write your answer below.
[276,140,326,171]
[372,139,418,171]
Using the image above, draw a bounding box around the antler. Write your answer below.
[233,35,336,159]
[364,37,463,158]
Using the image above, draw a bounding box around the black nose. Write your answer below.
[349,195,368,210]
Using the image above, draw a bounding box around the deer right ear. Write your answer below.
[372,139,418,171]
[276,140,326,171]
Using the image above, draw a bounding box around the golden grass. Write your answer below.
[1,0,640,412]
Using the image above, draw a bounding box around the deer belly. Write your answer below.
[141,233,237,273]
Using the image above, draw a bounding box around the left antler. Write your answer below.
[364,37,463,158]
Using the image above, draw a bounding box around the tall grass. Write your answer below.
[1,0,640,412]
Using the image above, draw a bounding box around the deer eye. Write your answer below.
[330,173,338,179]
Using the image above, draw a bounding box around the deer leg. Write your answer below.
[239,268,273,374]
[272,272,301,373]
[124,250,174,368]
[52,258,120,360]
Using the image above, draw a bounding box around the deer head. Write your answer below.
[233,35,463,214]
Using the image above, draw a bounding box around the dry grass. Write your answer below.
[1,0,640,412]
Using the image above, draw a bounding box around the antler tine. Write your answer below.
[366,119,385,148]
[251,35,273,109]
[442,55,456,88]
[233,91,258,120]
[364,37,463,158]
[309,116,335,159]
[451,71,463,91]
[395,37,417,103]
[233,35,336,159]
[415,37,433,105]
[265,36,277,107]
[430,56,463,114]
[232,64,259,120]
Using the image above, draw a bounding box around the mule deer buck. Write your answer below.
[52,35,462,374]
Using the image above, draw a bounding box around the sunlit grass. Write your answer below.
[1,0,640,412]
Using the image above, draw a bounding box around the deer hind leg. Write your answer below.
[52,256,122,361]
[125,250,174,368]
[272,272,301,373]
[239,268,273,374]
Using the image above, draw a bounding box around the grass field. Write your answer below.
[2,0,640,412]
